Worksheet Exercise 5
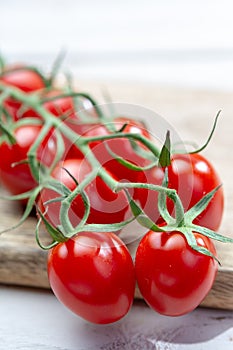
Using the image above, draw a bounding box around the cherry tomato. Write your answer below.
[136,153,224,231]
[86,117,150,172]
[69,118,151,197]
[22,90,85,159]
[0,65,45,93]
[0,125,56,197]
[0,65,46,120]
[42,91,97,121]
[48,231,136,324]
[38,118,150,222]
[22,89,75,120]
[135,230,218,316]
[60,118,87,160]
[38,158,130,227]
[43,90,75,117]
[167,153,224,230]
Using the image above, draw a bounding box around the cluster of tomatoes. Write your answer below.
[0,62,225,324]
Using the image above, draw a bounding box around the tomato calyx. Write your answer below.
[124,170,232,263]
[158,130,171,167]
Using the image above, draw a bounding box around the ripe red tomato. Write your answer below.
[69,117,151,196]
[167,153,224,230]
[38,158,130,227]
[43,90,75,118]
[136,153,224,231]
[86,117,150,172]
[22,89,86,159]
[0,65,45,93]
[48,231,136,324]
[42,91,97,122]
[22,89,75,120]
[0,125,56,197]
[135,230,218,316]
[39,92,99,159]
[0,65,46,120]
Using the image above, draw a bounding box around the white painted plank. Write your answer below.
[0,286,233,350]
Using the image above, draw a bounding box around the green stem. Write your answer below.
[189,110,221,154]
[169,190,185,226]
[116,180,184,225]
[115,181,175,194]
[48,50,67,86]
[82,132,160,158]
[0,54,5,73]
[158,169,176,225]
[0,84,160,159]
[27,122,53,181]
[76,143,120,190]
[59,168,97,233]
[60,190,91,235]
[47,129,65,174]
[14,117,43,128]
[0,90,11,104]
[0,83,182,231]
[41,92,105,121]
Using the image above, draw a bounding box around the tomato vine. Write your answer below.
[0,58,232,323]
[0,76,231,253]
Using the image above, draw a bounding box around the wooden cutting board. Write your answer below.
[0,82,233,310]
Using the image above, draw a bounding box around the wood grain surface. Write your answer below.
[0,82,232,309]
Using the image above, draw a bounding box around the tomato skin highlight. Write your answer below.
[135,230,218,316]
[48,231,136,324]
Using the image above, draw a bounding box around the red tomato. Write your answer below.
[23,89,75,120]
[42,91,97,121]
[0,65,46,120]
[43,90,75,117]
[68,118,151,197]
[48,231,136,324]
[40,92,99,159]
[0,125,56,197]
[38,158,130,227]
[86,117,150,172]
[0,65,45,93]
[37,117,150,204]
[135,230,218,316]
[60,118,87,160]
[136,153,224,231]
[168,153,224,230]
[22,90,85,159]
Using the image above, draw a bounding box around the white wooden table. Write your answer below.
[0,285,232,350]
[1,1,233,349]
